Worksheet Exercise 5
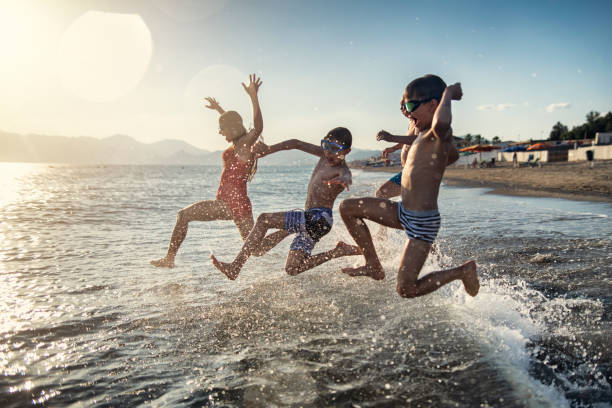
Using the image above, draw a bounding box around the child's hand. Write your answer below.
[376,130,391,141]
[324,176,351,191]
[381,147,394,158]
[242,73,262,97]
[204,97,222,111]
[252,141,270,158]
[447,83,463,100]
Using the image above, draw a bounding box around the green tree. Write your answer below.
[492,136,501,144]
[463,134,472,145]
[549,121,568,140]
[474,134,482,145]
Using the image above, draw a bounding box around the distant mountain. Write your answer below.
[0,130,382,165]
[0,131,219,165]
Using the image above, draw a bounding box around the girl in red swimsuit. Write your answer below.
[151,74,285,268]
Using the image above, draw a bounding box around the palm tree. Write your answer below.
[492,136,501,144]
[474,134,482,145]
[463,134,472,146]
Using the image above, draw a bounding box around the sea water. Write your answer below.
[0,163,610,407]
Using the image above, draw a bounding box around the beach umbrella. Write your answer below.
[527,143,550,151]
[459,144,500,153]
[503,145,527,152]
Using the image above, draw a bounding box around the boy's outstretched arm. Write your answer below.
[432,83,462,140]
[377,132,418,145]
[381,143,402,158]
[253,139,322,158]
[377,123,418,145]
[242,74,264,145]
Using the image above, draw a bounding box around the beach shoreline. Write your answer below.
[351,160,612,203]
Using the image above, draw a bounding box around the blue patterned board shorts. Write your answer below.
[389,171,402,185]
[285,207,333,255]
[397,203,441,244]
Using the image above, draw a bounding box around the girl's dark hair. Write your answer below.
[326,127,352,148]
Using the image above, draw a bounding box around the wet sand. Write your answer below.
[352,160,612,202]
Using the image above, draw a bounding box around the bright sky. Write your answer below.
[1,0,611,151]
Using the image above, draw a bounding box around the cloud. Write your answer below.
[496,104,515,111]
[546,103,571,113]
[477,104,516,111]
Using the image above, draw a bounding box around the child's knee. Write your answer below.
[339,199,358,216]
[375,186,386,198]
[397,282,418,298]
[284,256,305,275]
[256,212,273,225]
[284,265,301,276]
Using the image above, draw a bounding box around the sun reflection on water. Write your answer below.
[0,163,48,207]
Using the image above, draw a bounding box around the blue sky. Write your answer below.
[0,0,610,151]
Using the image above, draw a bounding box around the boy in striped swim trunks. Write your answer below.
[338,75,480,298]
[211,127,361,280]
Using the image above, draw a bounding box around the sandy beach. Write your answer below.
[352,160,612,202]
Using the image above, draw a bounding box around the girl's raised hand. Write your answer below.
[242,74,262,97]
[204,97,222,111]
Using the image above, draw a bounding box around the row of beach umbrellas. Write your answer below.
[459,143,552,153]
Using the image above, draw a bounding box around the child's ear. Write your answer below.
[429,99,439,112]
[343,148,352,155]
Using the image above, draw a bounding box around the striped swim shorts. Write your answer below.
[397,203,441,245]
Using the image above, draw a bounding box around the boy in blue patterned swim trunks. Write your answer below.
[211,127,361,280]
[338,75,480,298]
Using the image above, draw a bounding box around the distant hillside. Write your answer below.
[0,130,382,165]
[0,131,219,165]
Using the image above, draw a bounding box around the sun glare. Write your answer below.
[0,1,56,111]
[56,11,153,103]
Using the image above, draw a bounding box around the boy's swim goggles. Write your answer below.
[321,139,348,154]
[401,97,435,114]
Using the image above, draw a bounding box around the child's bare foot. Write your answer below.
[150,257,174,268]
[341,263,385,280]
[210,254,239,280]
[461,260,479,296]
[334,241,362,257]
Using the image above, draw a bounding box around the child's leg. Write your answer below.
[374,180,401,239]
[234,216,289,256]
[151,199,232,268]
[338,197,403,280]
[375,180,401,200]
[397,238,479,298]
[211,211,287,280]
[284,242,361,276]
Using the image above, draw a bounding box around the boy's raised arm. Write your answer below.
[254,139,323,158]
[432,83,462,140]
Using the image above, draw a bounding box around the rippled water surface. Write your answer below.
[0,163,610,407]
